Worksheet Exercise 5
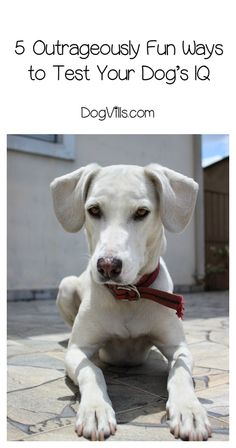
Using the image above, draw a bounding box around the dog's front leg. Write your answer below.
[65,342,117,441]
[161,342,212,441]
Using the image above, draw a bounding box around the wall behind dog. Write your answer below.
[7,135,202,291]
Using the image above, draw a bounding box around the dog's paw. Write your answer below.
[166,395,212,441]
[75,399,117,441]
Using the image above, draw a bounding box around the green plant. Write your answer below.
[206,244,229,275]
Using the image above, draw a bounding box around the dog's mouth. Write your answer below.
[96,276,124,286]
[94,271,142,287]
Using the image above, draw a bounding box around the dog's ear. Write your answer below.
[50,163,100,232]
[145,164,199,233]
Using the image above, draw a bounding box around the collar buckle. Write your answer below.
[116,284,141,301]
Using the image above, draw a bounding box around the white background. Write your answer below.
[1,0,235,134]
[1,0,235,446]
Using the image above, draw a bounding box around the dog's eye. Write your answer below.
[87,205,102,218]
[133,208,150,221]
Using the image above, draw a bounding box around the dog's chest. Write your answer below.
[102,300,155,339]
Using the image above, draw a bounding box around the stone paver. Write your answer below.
[7,291,229,441]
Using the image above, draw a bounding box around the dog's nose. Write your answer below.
[97,257,122,280]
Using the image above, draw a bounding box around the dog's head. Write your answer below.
[51,163,198,285]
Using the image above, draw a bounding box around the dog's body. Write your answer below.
[51,164,211,441]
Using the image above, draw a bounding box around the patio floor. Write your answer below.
[7,291,229,441]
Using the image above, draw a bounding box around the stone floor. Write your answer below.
[7,291,229,441]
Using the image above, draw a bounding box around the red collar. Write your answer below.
[105,263,184,319]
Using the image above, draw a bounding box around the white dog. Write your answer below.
[51,163,212,441]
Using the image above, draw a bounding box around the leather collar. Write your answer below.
[105,263,184,319]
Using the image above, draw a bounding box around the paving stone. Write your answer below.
[8,376,75,416]
[194,353,228,371]
[108,423,175,441]
[190,341,228,370]
[184,317,227,332]
[8,405,57,428]
[111,373,168,400]
[7,422,25,441]
[193,365,228,375]
[116,400,167,425]
[106,381,163,414]
[193,369,228,392]
[18,423,81,441]
[8,414,74,440]
[28,333,70,342]
[8,353,64,371]
[207,372,229,388]
[197,383,229,412]
[208,415,229,439]
[7,301,67,339]
[185,330,208,345]
[7,340,30,358]
[100,350,169,400]
[7,339,23,347]
[210,329,229,346]
[7,365,64,392]
[7,339,59,358]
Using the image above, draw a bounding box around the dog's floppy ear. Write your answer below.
[145,164,199,233]
[50,163,100,232]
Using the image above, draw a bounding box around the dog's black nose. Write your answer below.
[97,257,122,280]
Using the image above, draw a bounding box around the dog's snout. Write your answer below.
[97,257,122,280]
